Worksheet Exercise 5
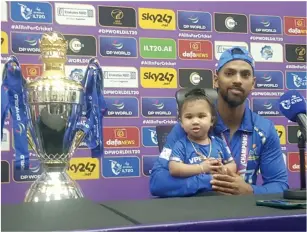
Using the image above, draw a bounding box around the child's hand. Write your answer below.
[199,158,222,174]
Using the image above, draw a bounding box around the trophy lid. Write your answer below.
[39,31,68,60]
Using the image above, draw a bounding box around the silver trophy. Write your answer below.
[23,32,87,202]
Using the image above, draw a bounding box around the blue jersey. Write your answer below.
[150,104,289,197]
[170,136,233,165]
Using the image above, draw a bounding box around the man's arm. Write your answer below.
[150,157,213,197]
[252,122,289,194]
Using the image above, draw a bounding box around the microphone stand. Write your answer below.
[283,131,306,200]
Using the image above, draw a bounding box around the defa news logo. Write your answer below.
[21,64,43,80]
[98,6,136,28]
[55,3,96,26]
[250,15,282,35]
[10,2,52,24]
[142,155,159,176]
[285,44,306,63]
[286,71,307,90]
[100,36,137,58]
[140,67,177,88]
[287,152,307,172]
[103,127,140,148]
[11,32,42,54]
[142,127,158,147]
[139,37,176,59]
[250,42,283,62]
[141,97,177,117]
[102,156,140,178]
[13,159,42,182]
[275,125,286,145]
[214,41,248,60]
[1,1,8,22]
[214,13,248,33]
[179,69,213,88]
[178,39,212,60]
[284,16,307,36]
[177,10,212,32]
[139,8,176,30]
[105,97,139,118]
[1,31,8,54]
[103,66,138,88]
[64,34,97,56]
[67,158,99,180]
[254,70,284,90]
[252,98,281,117]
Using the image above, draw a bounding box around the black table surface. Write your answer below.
[1,198,134,231]
[2,193,306,231]
[101,193,306,225]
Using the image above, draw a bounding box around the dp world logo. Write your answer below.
[263,101,273,110]
[113,41,124,50]
[153,100,164,110]
[100,36,137,58]
[105,97,139,118]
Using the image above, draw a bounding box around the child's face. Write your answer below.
[180,99,213,140]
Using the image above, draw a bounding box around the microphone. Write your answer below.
[279,90,306,200]
[279,90,306,140]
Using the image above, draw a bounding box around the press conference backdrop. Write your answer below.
[1,1,306,204]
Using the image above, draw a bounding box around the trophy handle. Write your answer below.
[27,129,39,155]
[67,130,86,157]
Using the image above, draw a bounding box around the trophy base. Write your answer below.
[24,170,84,202]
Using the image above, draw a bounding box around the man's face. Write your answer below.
[214,60,255,108]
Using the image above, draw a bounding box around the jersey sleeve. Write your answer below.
[169,139,186,163]
[251,122,289,194]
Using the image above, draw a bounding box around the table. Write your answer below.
[1,198,134,231]
[101,193,306,231]
[1,193,306,231]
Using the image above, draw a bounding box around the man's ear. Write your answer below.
[213,72,219,89]
[251,76,256,90]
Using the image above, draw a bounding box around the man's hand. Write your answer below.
[210,169,254,195]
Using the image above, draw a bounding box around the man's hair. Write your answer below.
[178,88,217,130]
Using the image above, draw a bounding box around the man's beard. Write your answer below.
[220,88,246,108]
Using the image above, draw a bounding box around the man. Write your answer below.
[150,47,289,197]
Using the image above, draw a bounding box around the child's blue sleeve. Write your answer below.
[169,140,185,163]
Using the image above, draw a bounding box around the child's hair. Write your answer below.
[179,88,217,130]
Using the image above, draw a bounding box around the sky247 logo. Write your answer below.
[138,8,176,30]
[67,158,99,180]
[140,67,177,88]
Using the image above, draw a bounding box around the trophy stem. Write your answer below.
[24,165,84,202]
